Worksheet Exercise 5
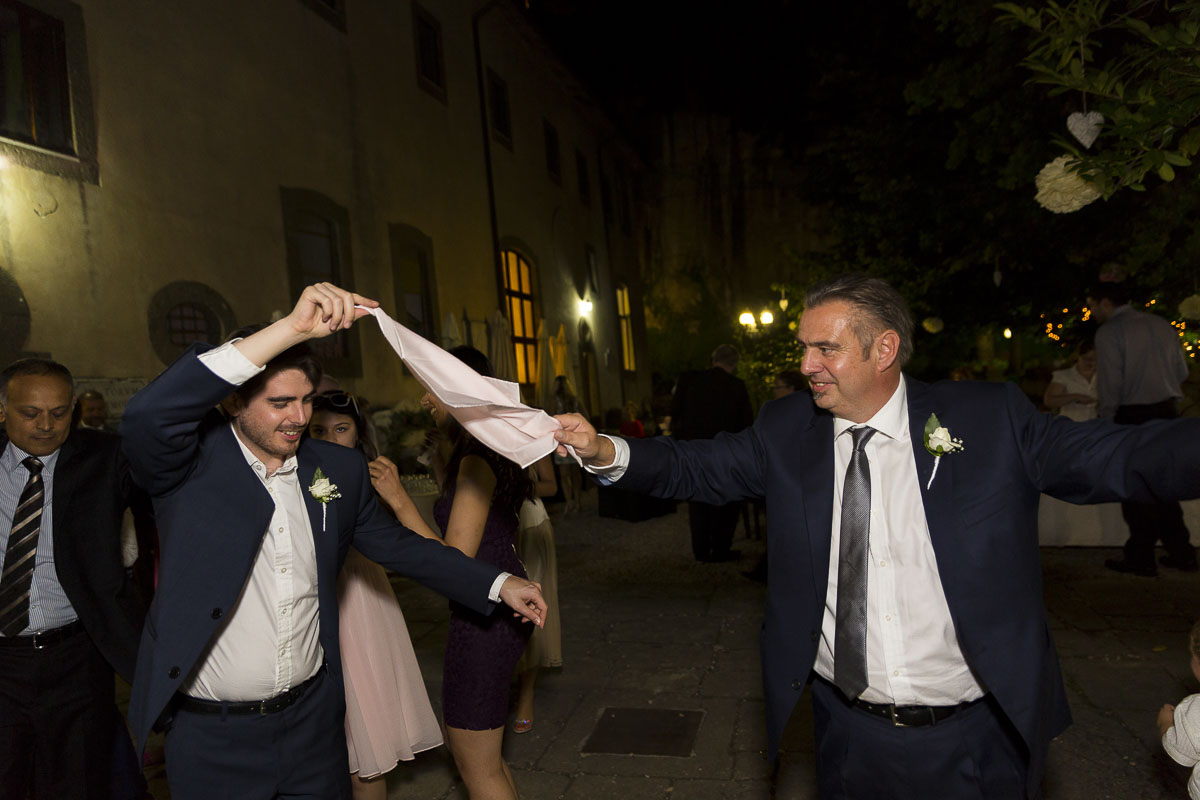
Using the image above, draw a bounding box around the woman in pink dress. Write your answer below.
[308,390,443,800]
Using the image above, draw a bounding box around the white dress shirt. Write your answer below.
[591,376,985,706]
[182,345,324,701]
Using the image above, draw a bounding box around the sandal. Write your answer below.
[512,718,533,734]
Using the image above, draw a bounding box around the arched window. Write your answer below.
[501,250,537,385]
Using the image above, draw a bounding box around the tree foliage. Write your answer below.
[998,0,1200,195]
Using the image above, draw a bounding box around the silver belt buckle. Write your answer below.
[31,632,45,650]
[887,704,911,727]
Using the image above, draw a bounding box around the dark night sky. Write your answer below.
[526,1,923,152]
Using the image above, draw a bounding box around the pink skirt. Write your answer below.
[338,548,442,778]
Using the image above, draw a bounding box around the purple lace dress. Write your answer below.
[435,443,532,730]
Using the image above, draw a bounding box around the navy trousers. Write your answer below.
[163,668,350,800]
[811,677,1032,799]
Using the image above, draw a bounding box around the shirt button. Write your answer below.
[211,608,223,620]
[280,568,287,573]
[278,527,284,533]
[879,560,887,567]
[893,670,900,677]
[885,615,892,622]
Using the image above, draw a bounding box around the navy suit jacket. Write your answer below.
[120,346,501,751]
[0,428,147,683]
[621,377,1200,792]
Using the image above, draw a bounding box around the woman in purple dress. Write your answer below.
[422,346,533,800]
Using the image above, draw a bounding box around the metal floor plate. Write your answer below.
[581,707,705,758]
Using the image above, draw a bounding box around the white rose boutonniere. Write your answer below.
[923,413,964,490]
[309,467,341,530]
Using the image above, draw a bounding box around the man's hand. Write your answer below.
[553,413,615,468]
[233,283,380,368]
[1158,703,1176,737]
[499,576,546,628]
[286,282,378,339]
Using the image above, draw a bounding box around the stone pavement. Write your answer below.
[137,488,1200,798]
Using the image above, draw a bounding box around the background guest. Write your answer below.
[307,390,443,800]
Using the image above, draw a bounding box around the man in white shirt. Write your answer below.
[122,283,546,800]
[554,274,1200,799]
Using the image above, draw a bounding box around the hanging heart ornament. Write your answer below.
[1066,111,1104,148]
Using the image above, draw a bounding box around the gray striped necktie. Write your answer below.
[0,457,45,637]
[834,426,875,700]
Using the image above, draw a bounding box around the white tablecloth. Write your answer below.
[1038,496,1200,547]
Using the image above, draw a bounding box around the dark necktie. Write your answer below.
[834,426,875,700]
[0,457,45,637]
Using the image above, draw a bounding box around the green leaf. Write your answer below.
[1179,126,1200,156]
[1158,162,1176,181]
[1163,151,1192,166]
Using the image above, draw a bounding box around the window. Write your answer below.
[501,250,537,385]
[389,223,438,342]
[412,2,445,101]
[147,281,236,366]
[0,0,96,182]
[280,188,361,377]
[616,284,636,372]
[487,68,511,149]
[543,120,561,184]
[166,303,217,347]
[298,0,345,30]
[575,150,590,206]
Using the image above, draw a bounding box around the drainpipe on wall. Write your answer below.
[472,0,506,313]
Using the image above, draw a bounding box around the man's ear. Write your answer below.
[219,393,243,419]
[875,330,900,372]
[0,401,6,425]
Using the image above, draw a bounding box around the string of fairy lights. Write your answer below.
[1038,299,1197,359]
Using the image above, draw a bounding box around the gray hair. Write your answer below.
[804,275,914,366]
[711,344,739,370]
[0,358,75,406]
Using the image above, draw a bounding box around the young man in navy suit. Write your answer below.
[122,283,546,800]
[554,274,1200,799]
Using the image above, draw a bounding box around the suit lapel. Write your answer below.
[50,436,82,546]
[800,411,835,595]
[906,379,956,557]
[298,452,338,569]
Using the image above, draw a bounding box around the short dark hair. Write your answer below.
[775,370,805,391]
[1088,282,1129,307]
[0,358,74,406]
[804,274,914,366]
[1077,337,1095,357]
[448,346,494,379]
[227,324,323,405]
[711,344,739,369]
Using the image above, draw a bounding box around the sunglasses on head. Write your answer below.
[313,391,360,417]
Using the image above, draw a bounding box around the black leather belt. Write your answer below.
[0,619,84,649]
[175,664,325,716]
[852,694,986,727]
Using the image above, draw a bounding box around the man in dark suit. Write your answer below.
[0,358,146,800]
[121,283,546,800]
[669,344,754,561]
[554,275,1200,798]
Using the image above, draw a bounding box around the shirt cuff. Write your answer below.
[583,434,629,483]
[197,339,264,386]
[488,572,512,603]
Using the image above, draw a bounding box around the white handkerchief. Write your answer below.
[362,306,577,469]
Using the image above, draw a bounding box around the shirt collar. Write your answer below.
[1,440,62,475]
[229,422,299,480]
[832,374,909,443]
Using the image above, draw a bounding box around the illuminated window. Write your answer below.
[501,250,537,385]
[616,284,636,372]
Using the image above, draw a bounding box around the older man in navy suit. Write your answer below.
[554,274,1200,799]
[122,283,546,800]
